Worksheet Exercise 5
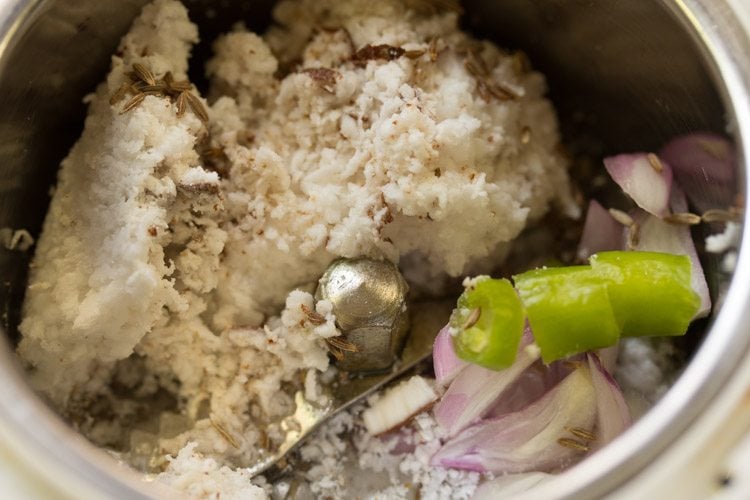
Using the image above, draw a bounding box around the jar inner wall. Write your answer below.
[0,0,740,498]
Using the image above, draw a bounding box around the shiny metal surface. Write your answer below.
[316,258,409,372]
[250,300,452,478]
[0,0,746,498]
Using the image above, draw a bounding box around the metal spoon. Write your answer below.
[248,258,453,478]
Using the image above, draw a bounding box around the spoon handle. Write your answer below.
[250,300,453,478]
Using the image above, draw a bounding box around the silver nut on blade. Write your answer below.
[315,258,409,373]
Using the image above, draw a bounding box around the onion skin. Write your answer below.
[432,325,467,387]
[434,341,541,437]
[577,199,624,260]
[431,364,597,474]
[588,353,631,449]
[660,132,734,214]
[630,204,711,318]
[604,153,673,217]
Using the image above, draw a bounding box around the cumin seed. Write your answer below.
[210,419,240,449]
[557,438,590,452]
[326,336,359,353]
[493,82,520,100]
[120,93,145,114]
[462,308,481,330]
[175,91,187,117]
[702,208,741,223]
[301,303,327,325]
[109,82,131,105]
[139,84,167,93]
[627,222,641,249]
[428,37,439,62]
[301,67,340,93]
[464,59,482,77]
[664,212,702,225]
[133,62,156,86]
[327,345,345,361]
[647,153,664,173]
[567,427,597,441]
[698,138,730,161]
[608,208,634,227]
[185,91,209,123]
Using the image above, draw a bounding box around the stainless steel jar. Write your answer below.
[0,0,747,498]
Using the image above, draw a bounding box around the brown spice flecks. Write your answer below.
[120,93,145,114]
[300,303,326,325]
[326,336,359,353]
[664,212,702,226]
[567,427,597,441]
[184,91,209,123]
[328,345,345,361]
[627,222,641,250]
[109,83,132,105]
[301,67,341,94]
[428,37,439,62]
[177,182,220,195]
[210,419,240,449]
[462,308,481,329]
[464,59,485,80]
[404,49,426,59]
[198,140,230,178]
[647,153,664,173]
[557,437,590,452]
[702,208,742,223]
[175,91,187,117]
[383,207,394,224]
[475,80,504,101]
[164,71,192,92]
[351,44,406,66]
[465,52,520,102]
[112,63,207,124]
[147,226,157,237]
[132,62,156,86]
[608,208,634,227]
[511,50,531,75]
[698,138,730,161]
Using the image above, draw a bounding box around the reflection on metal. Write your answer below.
[251,300,453,478]
[316,258,410,373]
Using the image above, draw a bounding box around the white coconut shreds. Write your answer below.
[296,408,481,499]
[706,221,741,272]
[16,0,579,497]
[158,442,267,499]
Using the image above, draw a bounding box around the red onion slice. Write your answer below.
[631,206,711,318]
[596,345,619,374]
[433,325,468,387]
[588,353,631,449]
[485,359,574,418]
[604,153,673,217]
[577,199,624,260]
[431,364,597,473]
[660,133,734,213]
[434,340,541,437]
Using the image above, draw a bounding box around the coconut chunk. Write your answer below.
[363,375,439,436]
